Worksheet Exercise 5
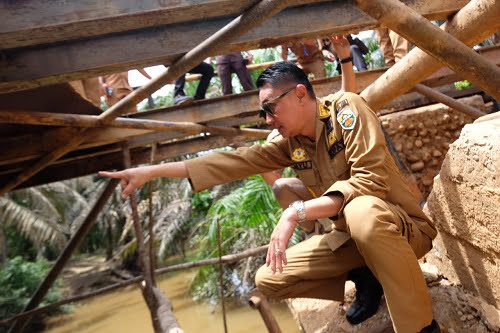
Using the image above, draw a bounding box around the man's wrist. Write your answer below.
[284,207,299,226]
[339,56,353,64]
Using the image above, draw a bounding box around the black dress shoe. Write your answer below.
[419,320,441,333]
[346,266,383,325]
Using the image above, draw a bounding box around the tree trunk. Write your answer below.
[0,225,7,266]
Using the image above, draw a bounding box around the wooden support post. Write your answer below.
[148,145,157,286]
[249,289,282,333]
[0,0,289,196]
[0,111,270,138]
[0,245,269,328]
[7,179,119,333]
[413,84,486,118]
[122,144,162,333]
[360,0,500,111]
[355,0,500,102]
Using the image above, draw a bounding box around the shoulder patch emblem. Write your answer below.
[291,147,308,162]
[337,107,357,130]
[318,103,330,119]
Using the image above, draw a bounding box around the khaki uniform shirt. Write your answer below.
[185,92,437,250]
[283,40,323,64]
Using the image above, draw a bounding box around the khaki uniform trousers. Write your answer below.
[255,195,434,333]
[298,59,326,80]
[377,28,410,66]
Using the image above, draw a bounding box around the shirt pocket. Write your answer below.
[295,168,316,187]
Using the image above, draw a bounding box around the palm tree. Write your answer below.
[189,175,303,301]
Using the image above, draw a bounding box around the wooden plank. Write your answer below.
[0,0,467,93]
[0,0,259,49]
[3,134,264,190]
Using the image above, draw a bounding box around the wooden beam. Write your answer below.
[0,0,260,49]
[3,134,268,190]
[360,0,500,111]
[0,0,290,195]
[355,0,500,101]
[0,0,467,94]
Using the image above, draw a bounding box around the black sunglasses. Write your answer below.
[259,86,296,119]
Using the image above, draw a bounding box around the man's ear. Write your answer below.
[296,84,308,99]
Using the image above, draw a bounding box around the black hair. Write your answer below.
[256,61,315,98]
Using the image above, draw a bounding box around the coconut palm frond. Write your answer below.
[157,198,192,259]
[40,182,90,227]
[0,197,67,250]
[9,187,62,224]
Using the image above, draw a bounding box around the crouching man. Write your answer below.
[100,62,441,333]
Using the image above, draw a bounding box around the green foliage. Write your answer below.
[190,175,303,302]
[362,35,385,69]
[192,190,212,217]
[454,80,472,91]
[0,257,68,320]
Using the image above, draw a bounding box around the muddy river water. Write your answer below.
[45,270,300,333]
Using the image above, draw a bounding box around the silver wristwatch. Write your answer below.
[289,200,307,224]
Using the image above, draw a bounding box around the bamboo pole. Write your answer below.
[0,0,291,196]
[355,0,500,102]
[249,289,282,333]
[122,144,162,333]
[0,245,269,327]
[413,84,486,118]
[7,179,120,333]
[0,111,270,138]
[360,0,500,111]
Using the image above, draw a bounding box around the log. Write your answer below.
[360,0,500,111]
[0,111,271,138]
[152,287,183,333]
[355,0,500,101]
[249,289,282,333]
[0,0,467,93]
[6,179,119,333]
[0,245,269,327]
[412,84,485,118]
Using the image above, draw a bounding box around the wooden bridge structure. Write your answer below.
[0,0,499,332]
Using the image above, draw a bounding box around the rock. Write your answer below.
[397,124,406,132]
[442,142,450,150]
[425,117,500,308]
[418,129,428,137]
[423,138,431,144]
[407,154,421,163]
[415,140,423,148]
[405,142,413,150]
[480,300,500,331]
[432,150,442,157]
[382,120,390,128]
[395,143,403,152]
[410,161,425,172]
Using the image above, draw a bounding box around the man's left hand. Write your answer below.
[331,35,351,61]
[266,208,297,274]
